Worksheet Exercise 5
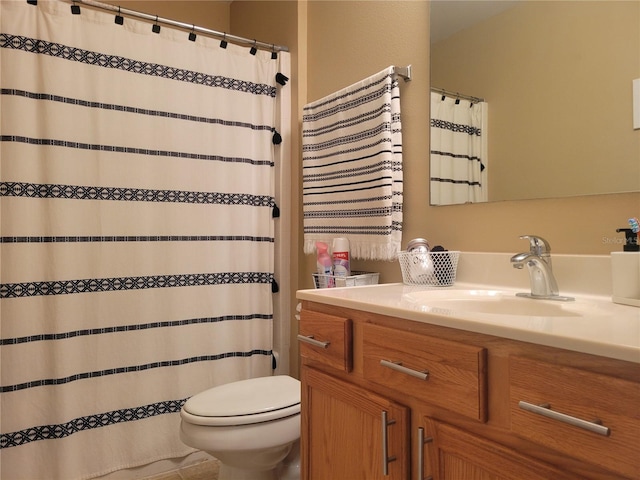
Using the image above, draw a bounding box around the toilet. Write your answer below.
[179,375,301,480]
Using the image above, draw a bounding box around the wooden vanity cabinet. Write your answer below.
[298,301,640,480]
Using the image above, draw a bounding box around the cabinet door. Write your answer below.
[421,418,580,480]
[302,367,409,480]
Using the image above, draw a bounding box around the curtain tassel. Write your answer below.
[271,278,279,293]
[275,73,289,86]
[272,204,280,218]
[272,130,282,145]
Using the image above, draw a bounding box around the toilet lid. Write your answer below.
[182,375,300,420]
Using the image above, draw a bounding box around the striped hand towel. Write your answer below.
[302,66,403,261]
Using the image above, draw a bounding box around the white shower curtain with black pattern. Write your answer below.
[430,92,487,205]
[0,2,289,478]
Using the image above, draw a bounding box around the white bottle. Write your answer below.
[331,237,351,277]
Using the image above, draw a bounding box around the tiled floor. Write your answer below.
[143,459,220,480]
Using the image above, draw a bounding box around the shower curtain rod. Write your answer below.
[62,0,290,52]
[431,87,484,103]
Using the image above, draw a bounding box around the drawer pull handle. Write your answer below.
[381,410,397,475]
[296,334,330,349]
[380,359,429,380]
[417,427,434,480]
[518,401,611,436]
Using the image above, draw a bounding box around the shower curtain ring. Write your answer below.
[188,25,197,42]
[271,44,277,60]
[250,40,258,56]
[220,33,228,49]
[152,15,161,34]
[71,0,81,15]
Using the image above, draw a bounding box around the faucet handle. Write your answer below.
[519,235,551,256]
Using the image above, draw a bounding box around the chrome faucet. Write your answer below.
[510,235,574,301]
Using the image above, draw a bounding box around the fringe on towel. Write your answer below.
[303,238,401,262]
[302,66,403,261]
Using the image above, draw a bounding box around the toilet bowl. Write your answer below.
[179,375,301,480]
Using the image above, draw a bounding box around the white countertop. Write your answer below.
[297,282,640,364]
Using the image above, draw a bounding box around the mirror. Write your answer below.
[430,0,640,205]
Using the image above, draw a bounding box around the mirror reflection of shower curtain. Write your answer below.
[430,92,488,205]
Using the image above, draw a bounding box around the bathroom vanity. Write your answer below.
[296,283,639,480]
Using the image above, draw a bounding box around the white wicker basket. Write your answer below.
[312,271,380,289]
[397,250,460,286]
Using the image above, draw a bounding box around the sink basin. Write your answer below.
[403,289,595,317]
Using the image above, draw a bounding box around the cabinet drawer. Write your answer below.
[298,310,352,372]
[362,323,487,421]
[510,356,640,479]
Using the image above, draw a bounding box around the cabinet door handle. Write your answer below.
[417,427,434,480]
[380,359,429,380]
[381,410,397,475]
[296,334,330,349]
[518,401,611,436]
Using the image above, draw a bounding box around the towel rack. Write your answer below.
[393,65,412,82]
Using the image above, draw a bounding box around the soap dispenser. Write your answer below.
[611,227,640,307]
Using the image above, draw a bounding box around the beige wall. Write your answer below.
[431,1,640,201]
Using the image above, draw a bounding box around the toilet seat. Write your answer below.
[181,375,301,427]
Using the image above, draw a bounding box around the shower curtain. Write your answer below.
[0,2,289,478]
[430,92,487,205]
